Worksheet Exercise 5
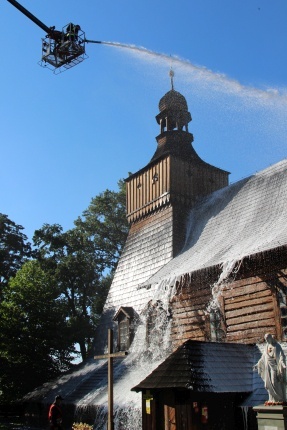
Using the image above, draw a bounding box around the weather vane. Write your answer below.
[169,68,175,90]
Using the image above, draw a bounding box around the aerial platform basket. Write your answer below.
[39,23,88,73]
[6,0,102,73]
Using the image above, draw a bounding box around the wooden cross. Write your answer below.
[94,329,128,430]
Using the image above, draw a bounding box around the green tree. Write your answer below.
[0,260,74,402]
[33,179,129,361]
[75,178,128,273]
[0,213,31,294]
[33,224,106,360]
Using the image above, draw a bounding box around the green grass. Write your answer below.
[0,420,45,430]
[0,422,25,430]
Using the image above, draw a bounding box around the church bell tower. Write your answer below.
[96,72,229,352]
[125,71,229,256]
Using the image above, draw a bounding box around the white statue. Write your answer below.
[254,333,286,403]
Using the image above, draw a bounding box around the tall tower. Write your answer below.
[95,75,229,352]
[126,72,229,255]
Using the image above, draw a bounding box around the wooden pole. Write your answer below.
[108,329,113,430]
[94,329,128,430]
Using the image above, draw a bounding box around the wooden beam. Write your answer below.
[94,329,128,430]
[94,352,128,360]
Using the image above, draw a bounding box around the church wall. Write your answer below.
[169,253,287,349]
[103,206,174,311]
[126,157,171,223]
[172,206,190,257]
[141,390,243,430]
[170,157,229,206]
[170,282,212,348]
[126,154,229,226]
[94,206,177,353]
[222,268,287,343]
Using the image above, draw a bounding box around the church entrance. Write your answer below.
[140,390,248,430]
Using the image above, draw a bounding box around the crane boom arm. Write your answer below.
[84,39,102,44]
[7,0,51,34]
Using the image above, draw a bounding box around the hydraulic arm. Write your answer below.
[6,0,89,72]
[7,0,51,34]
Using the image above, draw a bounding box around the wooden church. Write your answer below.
[23,77,287,430]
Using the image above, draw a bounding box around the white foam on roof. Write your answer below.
[146,159,287,288]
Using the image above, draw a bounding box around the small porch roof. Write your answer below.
[132,340,259,395]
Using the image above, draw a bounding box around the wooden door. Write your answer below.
[164,405,176,430]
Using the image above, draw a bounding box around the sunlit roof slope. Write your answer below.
[145,159,287,288]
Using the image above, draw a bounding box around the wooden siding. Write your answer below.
[170,157,228,205]
[171,285,212,348]
[95,207,175,354]
[126,156,229,224]
[169,258,287,348]
[103,207,174,310]
[126,157,171,223]
[222,269,287,343]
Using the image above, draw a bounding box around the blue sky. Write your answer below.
[1,0,286,242]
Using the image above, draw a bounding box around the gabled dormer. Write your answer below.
[113,307,137,351]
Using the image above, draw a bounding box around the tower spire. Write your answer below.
[169,68,174,90]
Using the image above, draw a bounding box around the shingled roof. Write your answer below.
[23,340,277,408]
[144,159,287,288]
[132,340,255,393]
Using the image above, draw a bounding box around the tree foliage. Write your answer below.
[0,213,31,293]
[0,179,129,402]
[33,224,106,360]
[0,261,74,402]
[75,178,128,273]
[33,179,129,361]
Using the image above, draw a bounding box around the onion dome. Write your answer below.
[151,70,197,163]
[159,89,188,112]
[156,73,192,134]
